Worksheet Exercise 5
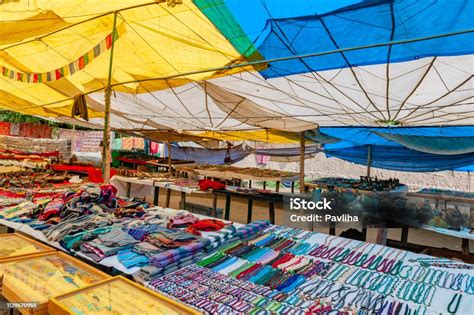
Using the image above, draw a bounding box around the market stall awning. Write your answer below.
[0,0,473,135]
[318,126,474,172]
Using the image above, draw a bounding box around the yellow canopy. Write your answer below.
[0,0,250,117]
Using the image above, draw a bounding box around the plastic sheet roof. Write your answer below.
[0,0,473,142]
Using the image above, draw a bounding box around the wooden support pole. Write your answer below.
[167,142,172,177]
[71,124,76,158]
[299,132,305,194]
[102,12,118,183]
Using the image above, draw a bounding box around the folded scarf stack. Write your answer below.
[60,226,113,251]
[126,224,161,241]
[132,241,164,257]
[134,254,204,282]
[38,197,64,220]
[145,228,197,248]
[0,201,37,219]
[149,238,211,268]
[236,220,270,239]
[117,248,150,268]
[80,228,139,262]
[203,225,240,251]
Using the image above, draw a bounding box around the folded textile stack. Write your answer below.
[235,220,271,239]
[185,219,227,236]
[167,213,199,229]
[203,225,240,251]
[117,248,150,268]
[126,224,161,241]
[114,205,146,218]
[80,228,139,262]
[43,213,120,242]
[132,241,164,257]
[132,239,211,281]
[0,201,38,219]
[134,254,204,282]
[38,197,64,220]
[60,226,113,251]
[0,197,25,208]
[149,238,211,268]
[145,228,198,248]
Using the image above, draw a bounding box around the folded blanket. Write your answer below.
[117,249,149,269]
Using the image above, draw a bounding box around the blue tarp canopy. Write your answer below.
[319,126,474,172]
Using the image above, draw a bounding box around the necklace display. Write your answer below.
[150,225,473,314]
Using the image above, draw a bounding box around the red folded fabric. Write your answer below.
[198,179,225,191]
[185,219,226,236]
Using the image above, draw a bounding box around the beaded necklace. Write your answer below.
[447,293,462,314]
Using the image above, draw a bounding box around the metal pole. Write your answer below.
[367,144,372,177]
[102,12,118,183]
[299,132,305,194]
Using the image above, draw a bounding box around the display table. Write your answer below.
[110,175,205,208]
[304,177,409,194]
[212,188,286,224]
[110,175,155,199]
[49,276,198,315]
[0,206,243,276]
[177,165,299,192]
[52,164,117,183]
[154,179,204,209]
[117,156,195,172]
[112,175,288,224]
[1,251,109,315]
[406,189,474,253]
[149,224,474,315]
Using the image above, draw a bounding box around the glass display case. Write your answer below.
[49,276,198,315]
[1,252,109,314]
